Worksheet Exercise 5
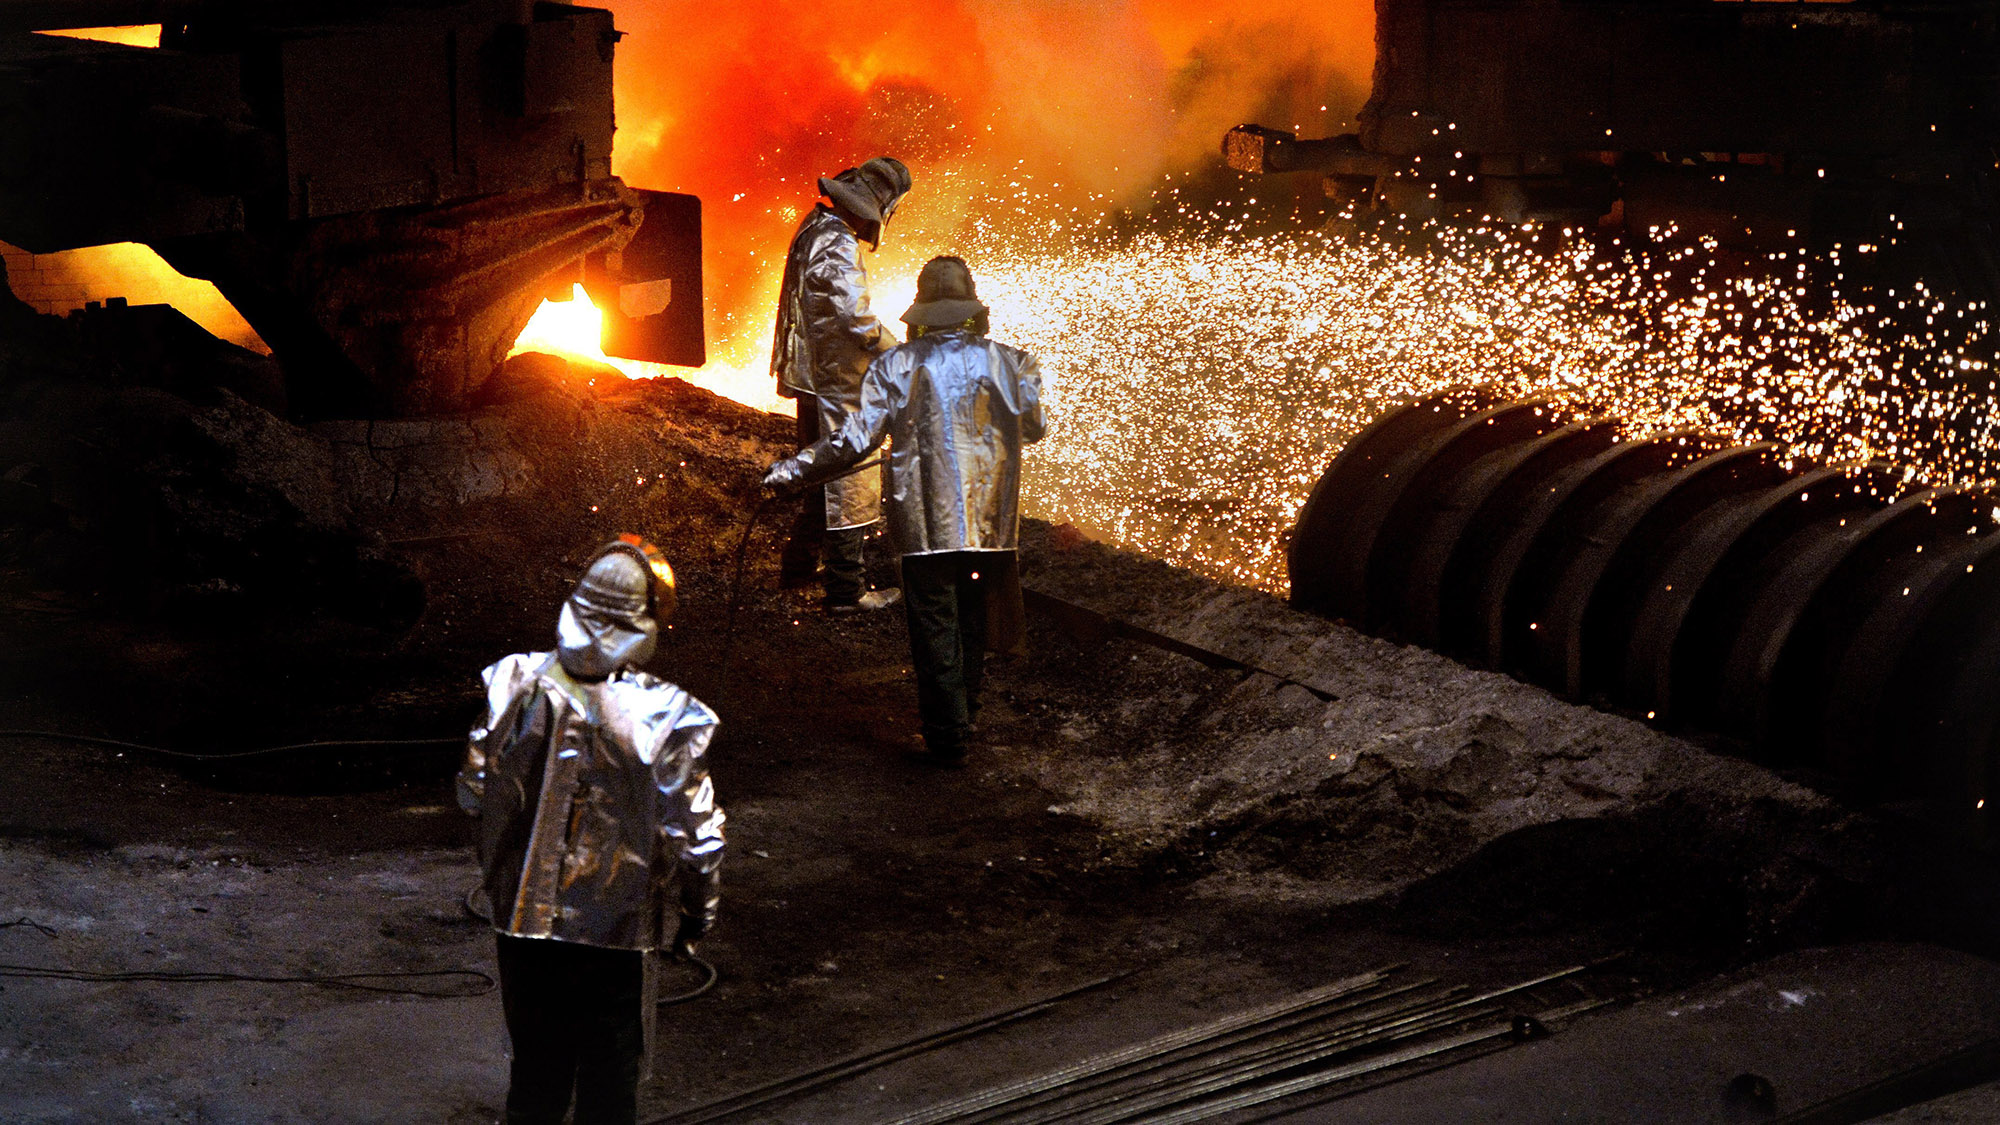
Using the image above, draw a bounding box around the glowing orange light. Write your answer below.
[37,24,160,47]
[508,283,795,413]
[513,284,608,364]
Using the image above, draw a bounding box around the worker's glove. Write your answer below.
[761,459,802,491]
[671,913,707,960]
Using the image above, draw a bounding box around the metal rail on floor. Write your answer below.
[952,979,1462,1125]
[893,961,1623,1125]
[653,971,1132,1125]
[880,967,1402,1125]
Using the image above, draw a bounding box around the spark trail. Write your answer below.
[957,214,1995,594]
[522,174,1994,596]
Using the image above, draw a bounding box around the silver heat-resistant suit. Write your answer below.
[457,588,724,951]
[458,543,722,1121]
[771,204,898,531]
[772,329,1046,553]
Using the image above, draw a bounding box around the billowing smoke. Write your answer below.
[599,0,1375,398]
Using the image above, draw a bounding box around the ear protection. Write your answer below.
[601,534,677,625]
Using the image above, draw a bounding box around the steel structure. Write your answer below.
[1226,0,1999,297]
[0,0,703,417]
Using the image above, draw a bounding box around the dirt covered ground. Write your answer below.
[3,320,2000,1122]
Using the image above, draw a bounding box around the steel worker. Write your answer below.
[763,257,1046,765]
[771,155,913,613]
[458,537,724,1125]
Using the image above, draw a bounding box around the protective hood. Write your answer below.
[819,156,911,248]
[901,255,988,329]
[555,546,661,679]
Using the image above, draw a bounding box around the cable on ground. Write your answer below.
[660,955,719,1006]
[0,962,494,998]
[717,457,882,697]
[0,729,459,761]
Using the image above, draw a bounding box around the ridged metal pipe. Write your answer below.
[1290,391,2000,828]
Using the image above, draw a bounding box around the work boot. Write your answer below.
[826,588,902,615]
[918,720,970,768]
[893,736,963,769]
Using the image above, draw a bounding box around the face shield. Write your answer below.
[869,156,911,226]
[554,540,674,680]
[878,183,907,226]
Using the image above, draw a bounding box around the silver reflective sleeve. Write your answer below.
[458,653,536,816]
[1019,352,1047,446]
[801,223,897,412]
[650,702,725,932]
[788,359,897,483]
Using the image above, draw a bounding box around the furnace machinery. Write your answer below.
[0,0,703,417]
[1226,0,1999,299]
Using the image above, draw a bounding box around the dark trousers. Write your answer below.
[902,551,999,756]
[495,933,644,1125]
[781,396,867,604]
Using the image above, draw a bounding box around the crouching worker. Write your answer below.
[458,536,725,1125]
[763,257,1046,765]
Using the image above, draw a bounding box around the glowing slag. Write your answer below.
[511,283,790,413]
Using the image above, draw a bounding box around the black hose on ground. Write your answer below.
[0,729,459,760]
[0,961,494,998]
[717,457,883,697]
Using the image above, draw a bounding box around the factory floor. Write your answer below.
[6,549,2000,1124]
[5,367,2000,1121]
[0,557,1623,1123]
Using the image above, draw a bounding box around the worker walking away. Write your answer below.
[763,257,1046,766]
[771,155,913,613]
[458,536,725,1125]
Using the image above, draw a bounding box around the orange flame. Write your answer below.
[27,4,1381,413]
[579,0,1374,410]
[510,284,792,412]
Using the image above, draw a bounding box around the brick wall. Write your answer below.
[1,241,98,315]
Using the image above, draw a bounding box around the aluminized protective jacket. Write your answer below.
[457,653,724,950]
[771,205,897,530]
[775,330,1046,555]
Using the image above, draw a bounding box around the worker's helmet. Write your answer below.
[820,156,912,228]
[555,535,677,680]
[901,256,989,332]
